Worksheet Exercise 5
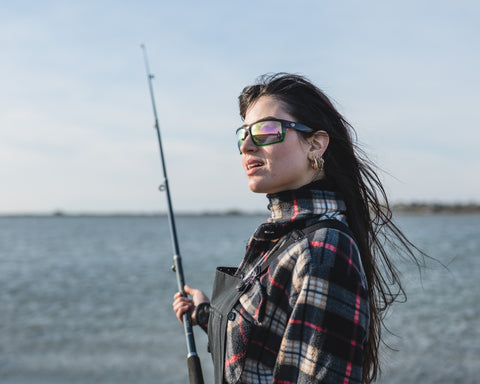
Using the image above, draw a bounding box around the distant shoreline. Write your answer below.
[0,210,265,218]
[392,203,480,215]
[1,203,480,217]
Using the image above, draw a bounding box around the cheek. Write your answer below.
[270,150,308,175]
[264,135,310,174]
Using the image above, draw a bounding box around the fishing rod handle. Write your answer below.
[188,354,205,384]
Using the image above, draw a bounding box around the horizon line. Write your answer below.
[1,202,480,217]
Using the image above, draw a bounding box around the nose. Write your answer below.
[240,131,257,154]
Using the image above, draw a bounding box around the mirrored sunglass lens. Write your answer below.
[236,128,247,149]
[251,121,283,145]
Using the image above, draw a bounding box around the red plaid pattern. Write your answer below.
[202,181,369,383]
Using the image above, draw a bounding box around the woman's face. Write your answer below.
[240,96,319,194]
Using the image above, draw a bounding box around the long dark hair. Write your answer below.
[239,73,423,383]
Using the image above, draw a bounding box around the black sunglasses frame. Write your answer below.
[236,118,314,151]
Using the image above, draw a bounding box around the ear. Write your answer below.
[307,130,329,160]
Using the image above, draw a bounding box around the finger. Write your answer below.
[175,303,192,322]
[173,291,184,300]
[176,310,184,323]
[174,303,189,317]
[173,300,192,312]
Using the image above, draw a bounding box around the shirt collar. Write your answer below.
[237,179,347,275]
[266,179,346,224]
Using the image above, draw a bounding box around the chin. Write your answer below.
[248,185,264,193]
[248,181,280,194]
[248,181,268,194]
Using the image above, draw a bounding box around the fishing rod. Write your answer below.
[140,44,204,384]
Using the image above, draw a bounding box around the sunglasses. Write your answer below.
[236,118,314,152]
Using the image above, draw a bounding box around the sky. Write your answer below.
[1,0,479,214]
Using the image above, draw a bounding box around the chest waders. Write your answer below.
[207,219,354,383]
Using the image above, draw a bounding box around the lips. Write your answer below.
[245,159,264,174]
[247,162,263,170]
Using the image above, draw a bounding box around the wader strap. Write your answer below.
[239,219,355,288]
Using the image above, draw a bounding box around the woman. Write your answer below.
[173,73,419,383]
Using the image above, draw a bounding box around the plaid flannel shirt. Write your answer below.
[200,181,369,383]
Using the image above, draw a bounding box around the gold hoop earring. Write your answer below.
[312,157,325,171]
[318,157,325,171]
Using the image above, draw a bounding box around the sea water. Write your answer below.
[0,214,479,384]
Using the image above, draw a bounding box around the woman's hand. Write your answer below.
[172,285,210,325]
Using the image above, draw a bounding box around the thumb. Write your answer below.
[183,284,195,296]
